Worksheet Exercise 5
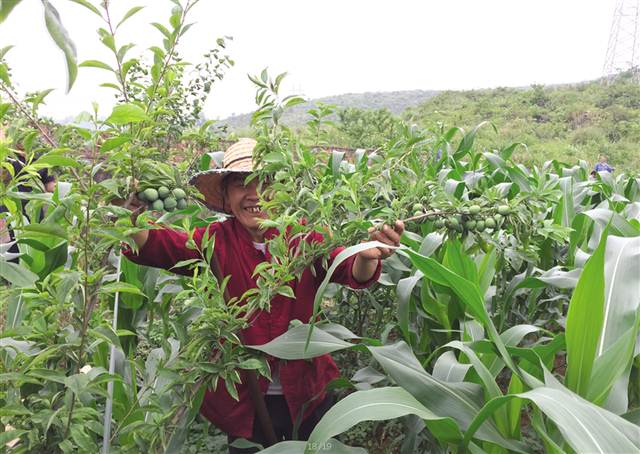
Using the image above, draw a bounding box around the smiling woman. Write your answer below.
[120,137,402,452]
[222,173,267,242]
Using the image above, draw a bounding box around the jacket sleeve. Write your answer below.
[326,245,382,289]
[309,232,381,289]
[123,224,218,276]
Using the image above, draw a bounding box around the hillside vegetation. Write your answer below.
[224,76,640,172]
[221,89,439,129]
[403,76,640,172]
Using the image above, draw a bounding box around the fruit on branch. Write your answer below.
[164,197,177,211]
[497,205,510,215]
[172,188,186,200]
[158,186,171,199]
[151,199,164,211]
[446,217,460,228]
[144,188,159,202]
[469,205,481,215]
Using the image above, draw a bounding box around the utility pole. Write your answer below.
[603,0,640,83]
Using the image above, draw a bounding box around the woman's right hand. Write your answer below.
[110,193,149,249]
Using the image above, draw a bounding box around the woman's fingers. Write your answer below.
[364,221,404,259]
[380,224,401,246]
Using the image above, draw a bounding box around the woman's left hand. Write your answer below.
[359,220,404,260]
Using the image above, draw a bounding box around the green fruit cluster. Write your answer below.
[433,204,511,235]
[137,185,188,212]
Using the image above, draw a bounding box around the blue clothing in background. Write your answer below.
[594,162,614,173]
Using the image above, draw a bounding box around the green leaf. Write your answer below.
[444,341,509,435]
[117,6,144,29]
[306,387,460,454]
[68,0,101,16]
[0,260,38,287]
[565,227,608,397]
[444,238,477,283]
[31,150,79,168]
[0,430,27,447]
[28,368,67,384]
[100,135,130,152]
[277,285,295,298]
[42,0,77,92]
[587,314,640,407]
[553,176,576,227]
[463,386,640,453]
[247,324,352,360]
[0,44,14,59]
[432,350,472,382]
[0,0,22,23]
[151,22,171,38]
[79,59,114,72]
[107,103,148,124]
[454,121,490,160]
[401,248,519,378]
[588,235,640,412]
[90,325,126,350]
[99,282,145,296]
[368,342,526,450]
[312,240,391,321]
[70,424,98,452]
[0,62,11,85]
[16,223,68,239]
[596,235,640,356]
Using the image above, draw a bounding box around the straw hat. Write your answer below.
[190,138,257,213]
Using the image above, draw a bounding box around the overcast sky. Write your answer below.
[0,0,616,120]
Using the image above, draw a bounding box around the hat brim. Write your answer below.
[189,168,250,214]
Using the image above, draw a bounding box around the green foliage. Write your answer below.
[403,80,640,172]
[243,72,640,451]
[1,2,639,453]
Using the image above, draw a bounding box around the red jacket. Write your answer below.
[123,217,380,438]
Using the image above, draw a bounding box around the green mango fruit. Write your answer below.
[497,205,510,215]
[158,186,170,199]
[485,218,496,229]
[151,199,164,211]
[476,220,486,232]
[172,188,186,200]
[164,197,177,211]
[177,198,188,210]
[469,205,481,215]
[144,188,159,202]
[465,220,477,230]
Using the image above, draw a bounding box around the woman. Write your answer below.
[124,138,403,452]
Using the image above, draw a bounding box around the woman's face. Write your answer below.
[224,173,267,241]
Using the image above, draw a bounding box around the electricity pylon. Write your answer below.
[603,0,640,83]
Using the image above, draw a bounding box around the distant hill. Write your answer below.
[401,77,640,171]
[219,89,440,130]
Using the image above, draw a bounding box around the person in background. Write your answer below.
[0,143,57,262]
[594,154,614,173]
[123,138,404,453]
